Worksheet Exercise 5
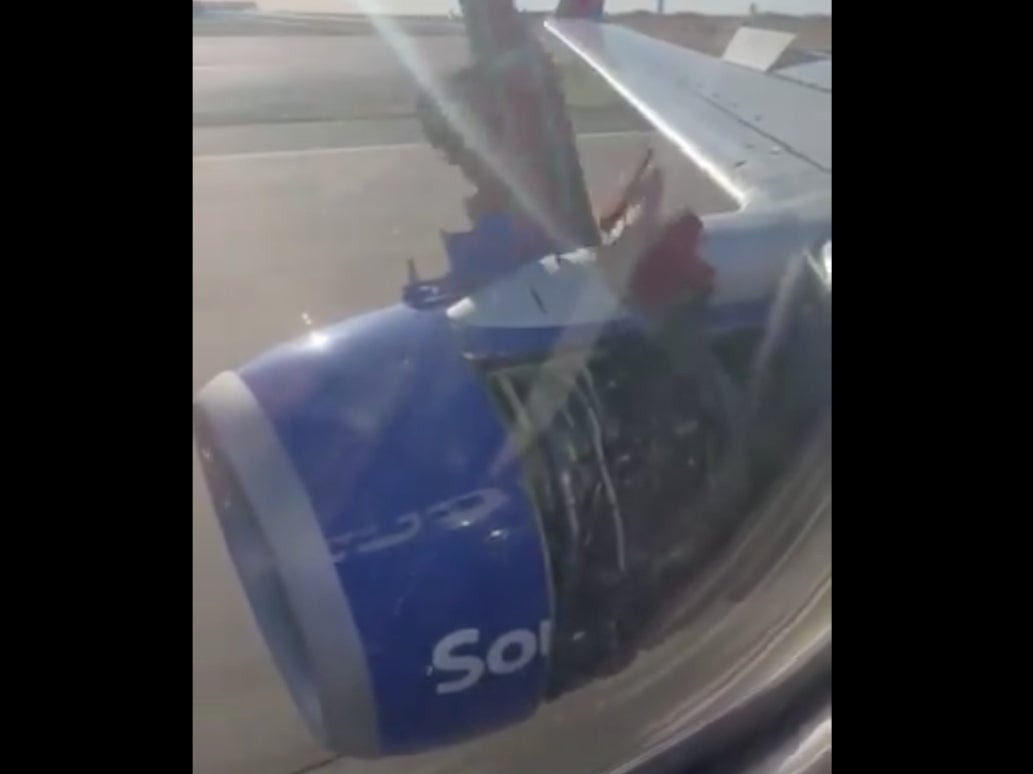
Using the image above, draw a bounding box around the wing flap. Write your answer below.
[545,19,831,206]
[721,26,795,71]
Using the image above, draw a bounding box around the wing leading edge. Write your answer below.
[545,19,831,207]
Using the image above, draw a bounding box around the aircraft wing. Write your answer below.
[544,19,831,208]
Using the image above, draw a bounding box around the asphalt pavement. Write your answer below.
[192,15,640,152]
[193,34,467,128]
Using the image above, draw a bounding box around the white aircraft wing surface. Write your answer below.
[777,58,832,92]
[545,19,831,208]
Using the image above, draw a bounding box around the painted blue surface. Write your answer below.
[240,305,553,753]
[228,281,788,753]
[454,297,772,362]
[404,214,561,310]
[456,318,638,362]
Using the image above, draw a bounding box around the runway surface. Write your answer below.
[193,23,629,131]
[193,16,828,774]
[193,34,467,127]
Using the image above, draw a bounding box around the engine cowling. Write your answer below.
[195,301,763,757]
[195,305,557,756]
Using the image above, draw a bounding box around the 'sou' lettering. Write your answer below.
[432,621,552,695]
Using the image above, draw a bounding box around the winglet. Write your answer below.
[722,26,795,72]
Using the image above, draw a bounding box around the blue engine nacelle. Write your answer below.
[195,305,558,756]
[194,239,830,758]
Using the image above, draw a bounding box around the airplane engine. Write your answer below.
[194,300,761,758]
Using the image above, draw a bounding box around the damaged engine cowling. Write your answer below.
[194,294,766,757]
[481,327,753,699]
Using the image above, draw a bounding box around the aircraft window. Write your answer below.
[821,240,831,288]
[194,4,830,771]
[808,239,831,292]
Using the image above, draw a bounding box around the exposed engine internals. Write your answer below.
[480,263,830,700]
[483,325,755,700]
